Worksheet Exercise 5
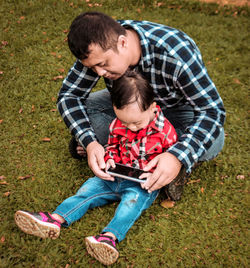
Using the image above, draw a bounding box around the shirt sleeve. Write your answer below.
[104,119,121,163]
[162,122,178,150]
[57,59,100,148]
[166,45,226,173]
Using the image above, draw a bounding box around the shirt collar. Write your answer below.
[119,20,153,69]
[113,105,165,137]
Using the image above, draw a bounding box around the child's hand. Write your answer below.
[105,159,116,172]
[101,159,115,181]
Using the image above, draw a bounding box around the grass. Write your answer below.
[0,0,249,267]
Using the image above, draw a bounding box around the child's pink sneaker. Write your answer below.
[85,234,119,265]
[15,210,61,239]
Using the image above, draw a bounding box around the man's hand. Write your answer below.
[86,141,114,181]
[140,152,182,192]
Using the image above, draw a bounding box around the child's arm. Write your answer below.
[104,119,122,163]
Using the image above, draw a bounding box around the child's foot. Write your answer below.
[85,234,119,265]
[14,210,61,239]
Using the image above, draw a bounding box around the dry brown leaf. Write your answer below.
[57,68,65,73]
[19,108,23,114]
[201,187,205,193]
[52,75,64,80]
[18,175,32,180]
[0,181,8,185]
[187,179,201,184]
[160,199,175,208]
[42,137,51,142]
[233,78,241,84]
[0,236,5,243]
[3,192,10,197]
[0,175,6,180]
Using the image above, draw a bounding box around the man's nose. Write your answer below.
[94,66,107,76]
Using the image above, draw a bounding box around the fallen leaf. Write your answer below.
[0,175,6,180]
[57,68,65,73]
[150,215,155,221]
[31,105,35,112]
[0,181,8,185]
[0,236,5,243]
[50,109,57,112]
[0,119,3,123]
[160,199,175,208]
[3,192,10,197]
[18,175,32,180]
[0,71,3,75]
[19,108,23,114]
[236,175,245,180]
[42,137,51,142]
[187,179,201,184]
[201,187,205,193]
[52,75,64,81]
[1,40,8,47]
[233,78,241,85]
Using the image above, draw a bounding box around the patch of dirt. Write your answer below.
[199,0,250,6]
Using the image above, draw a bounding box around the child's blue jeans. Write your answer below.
[53,177,159,242]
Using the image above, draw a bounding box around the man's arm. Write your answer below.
[143,43,225,192]
[57,60,112,178]
[57,59,100,148]
[167,52,225,173]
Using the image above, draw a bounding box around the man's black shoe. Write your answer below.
[68,137,84,160]
[164,166,187,201]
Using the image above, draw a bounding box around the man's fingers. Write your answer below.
[143,156,158,172]
[147,174,169,192]
[143,169,161,190]
[96,153,106,170]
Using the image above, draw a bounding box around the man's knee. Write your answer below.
[199,128,225,162]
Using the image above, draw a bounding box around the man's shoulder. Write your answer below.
[118,19,170,31]
[117,20,189,47]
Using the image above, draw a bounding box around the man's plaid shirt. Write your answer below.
[104,106,177,171]
[57,20,225,173]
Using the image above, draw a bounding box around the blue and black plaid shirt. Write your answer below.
[57,20,225,172]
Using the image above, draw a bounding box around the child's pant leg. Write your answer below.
[53,177,120,226]
[102,182,159,242]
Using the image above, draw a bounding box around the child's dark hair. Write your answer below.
[111,71,155,111]
[68,12,126,60]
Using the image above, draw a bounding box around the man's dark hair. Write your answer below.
[68,11,126,60]
[111,71,155,111]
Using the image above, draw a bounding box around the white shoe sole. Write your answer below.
[85,236,119,265]
[14,211,60,239]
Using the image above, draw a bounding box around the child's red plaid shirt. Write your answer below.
[104,105,177,171]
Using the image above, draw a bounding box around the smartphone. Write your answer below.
[107,163,147,183]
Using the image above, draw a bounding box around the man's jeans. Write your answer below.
[54,176,159,242]
[85,89,225,162]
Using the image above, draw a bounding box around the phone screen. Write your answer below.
[107,163,146,183]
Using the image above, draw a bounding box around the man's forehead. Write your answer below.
[81,44,107,66]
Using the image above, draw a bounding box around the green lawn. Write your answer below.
[0,0,249,267]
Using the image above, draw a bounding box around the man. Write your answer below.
[57,11,225,200]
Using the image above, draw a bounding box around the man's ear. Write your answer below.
[117,35,128,49]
